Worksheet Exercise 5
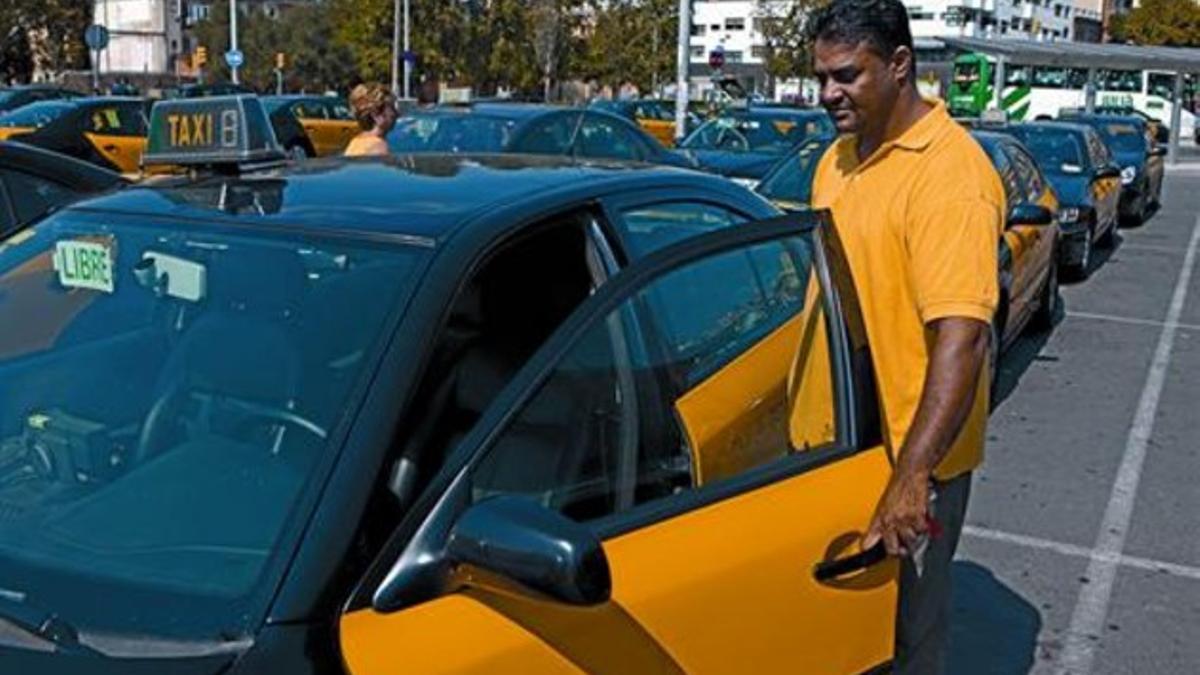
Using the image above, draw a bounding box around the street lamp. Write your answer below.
[392,0,411,98]
[230,0,239,84]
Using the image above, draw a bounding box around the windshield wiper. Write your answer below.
[0,593,102,656]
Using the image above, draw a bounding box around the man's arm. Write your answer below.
[862,316,990,556]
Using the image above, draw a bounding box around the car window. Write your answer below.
[329,100,354,121]
[469,234,827,523]
[510,112,582,155]
[1005,143,1045,202]
[1,169,77,224]
[0,177,17,236]
[293,101,327,119]
[756,139,829,205]
[616,201,747,258]
[388,114,518,153]
[87,104,145,136]
[575,114,644,161]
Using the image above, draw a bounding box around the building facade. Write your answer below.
[92,0,184,75]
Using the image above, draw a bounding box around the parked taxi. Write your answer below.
[0,141,123,237]
[0,97,149,175]
[587,99,700,147]
[998,122,1121,279]
[972,131,1061,376]
[263,95,358,157]
[0,96,898,674]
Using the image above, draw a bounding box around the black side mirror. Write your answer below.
[1149,145,1168,158]
[447,496,611,606]
[1094,165,1121,180]
[1008,203,1054,227]
[1156,128,1169,144]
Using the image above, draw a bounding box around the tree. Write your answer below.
[0,0,90,83]
[755,0,826,94]
[581,0,677,95]
[1111,0,1200,47]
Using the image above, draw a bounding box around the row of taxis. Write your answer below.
[0,95,905,673]
[0,92,359,175]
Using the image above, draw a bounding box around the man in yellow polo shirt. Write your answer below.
[806,1,1004,672]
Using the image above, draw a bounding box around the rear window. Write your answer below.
[1008,128,1085,171]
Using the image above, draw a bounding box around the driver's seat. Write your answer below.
[136,249,306,463]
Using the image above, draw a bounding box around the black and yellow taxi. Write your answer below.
[0,97,149,175]
[1059,111,1165,225]
[972,131,1061,374]
[998,122,1121,279]
[677,107,835,187]
[262,95,358,157]
[0,141,123,238]
[0,96,901,673]
[586,99,700,148]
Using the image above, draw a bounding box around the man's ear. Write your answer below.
[890,46,914,86]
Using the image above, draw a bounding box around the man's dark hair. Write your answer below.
[807,0,917,76]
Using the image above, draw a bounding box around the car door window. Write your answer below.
[0,177,17,236]
[469,232,831,522]
[616,200,747,258]
[987,146,1021,212]
[0,170,76,224]
[575,114,644,161]
[510,112,581,155]
[1006,144,1044,202]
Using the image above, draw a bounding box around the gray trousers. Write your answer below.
[894,471,972,675]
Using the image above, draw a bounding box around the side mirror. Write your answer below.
[1094,165,1121,180]
[1156,127,1169,145]
[446,496,611,606]
[1149,145,1168,158]
[1008,203,1054,227]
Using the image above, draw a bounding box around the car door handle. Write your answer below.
[813,542,887,582]
[103,144,118,151]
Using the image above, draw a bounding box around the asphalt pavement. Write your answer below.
[947,157,1200,674]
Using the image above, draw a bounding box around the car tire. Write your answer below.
[1033,256,1059,332]
[1065,224,1093,281]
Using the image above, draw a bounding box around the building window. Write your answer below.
[690,46,705,58]
[710,24,721,31]
[725,50,744,63]
[751,45,767,58]
[691,24,706,36]
[725,17,745,31]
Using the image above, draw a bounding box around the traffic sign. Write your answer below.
[225,49,244,69]
[402,50,418,65]
[84,24,110,51]
[708,46,725,70]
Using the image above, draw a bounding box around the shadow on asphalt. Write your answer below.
[946,561,1042,674]
[992,320,1055,410]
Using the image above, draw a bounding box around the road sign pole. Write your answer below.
[674,0,691,142]
[403,0,411,100]
[391,0,401,96]
[1169,72,1183,166]
[230,0,239,84]
[92,48,100,92]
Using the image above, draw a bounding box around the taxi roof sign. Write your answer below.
[143,95,286,168]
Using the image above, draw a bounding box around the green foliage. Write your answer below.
[0,0,90,82]
[1111,0,1200,47]
[755,0,826,83]
[581,0,677,94]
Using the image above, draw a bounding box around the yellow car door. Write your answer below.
[341,215,897,674]
[82,103,147,175]
[1005,142,1058,325]
[295,100,358,156]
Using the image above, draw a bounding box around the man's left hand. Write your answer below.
[862,468,930,557]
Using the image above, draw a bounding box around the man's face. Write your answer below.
[813,38,903,136]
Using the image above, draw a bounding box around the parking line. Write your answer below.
[1057,214,1200,674]
[1065,310,1200,332]
[963,526,1200,582]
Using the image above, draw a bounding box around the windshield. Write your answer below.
[0,101,72,129]
[1098,121,1147,154]
[953,62,981,85]
[0,212,421,648]
[680,112,830,154]
[388,113,518,153]
[756,140,829,205]
[1008,128,1085,171]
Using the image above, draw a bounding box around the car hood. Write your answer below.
[1045,172,1090,207]
[1112,149,1146,172]
[681,149,781,180]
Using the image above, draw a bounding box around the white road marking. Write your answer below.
[1056,214,1200,674]
[964,526,1200,582]
[1065,310,1200,332]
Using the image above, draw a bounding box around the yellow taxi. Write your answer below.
[587,99,699,147]
[0,96,898,673]
[0,97,149,175]
[263,95,359,156]
[972,131,1061,377]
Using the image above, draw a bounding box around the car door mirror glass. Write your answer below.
[1008,203,1054,227]
[446,495,612,606]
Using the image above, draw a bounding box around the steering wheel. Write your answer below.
[136,390,327,464]
[715,127,749,151]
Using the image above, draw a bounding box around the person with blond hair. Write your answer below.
[344,82,397,157]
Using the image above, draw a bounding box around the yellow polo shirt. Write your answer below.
[810,100,1004,480]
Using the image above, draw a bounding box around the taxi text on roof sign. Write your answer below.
[143,95,286,168]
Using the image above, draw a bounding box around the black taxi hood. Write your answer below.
[66,153,708,241]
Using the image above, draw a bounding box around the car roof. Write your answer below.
[423,103,563,121]
[68,153,734,242]
[0,141,124,191]
[1010,121,1095,137]
[1061,112,1147,127]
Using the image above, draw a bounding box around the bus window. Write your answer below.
[1005,66,1030,87]
[1148,73,1175,100]
[954,62,981,85]
[1100,69,1141,93]
[1067,68,1090,89]
[1033,67,1069,89]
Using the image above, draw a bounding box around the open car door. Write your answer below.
[341,213,898,674]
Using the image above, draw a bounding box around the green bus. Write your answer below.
[946,52,1033,120]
